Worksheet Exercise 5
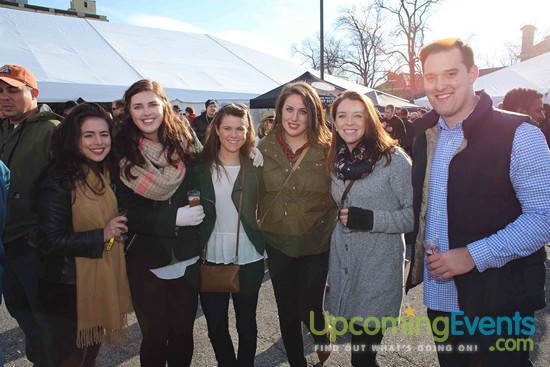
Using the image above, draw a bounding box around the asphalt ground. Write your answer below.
[1,246,549,367]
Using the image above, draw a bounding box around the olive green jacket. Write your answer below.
[0,107,61,245]
[258,131,337,258]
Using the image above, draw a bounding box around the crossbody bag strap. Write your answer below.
[259,146,310,224]
[340,179,355,206]
[234,164,245,262]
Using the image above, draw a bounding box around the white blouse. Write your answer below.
[205,165,264,265]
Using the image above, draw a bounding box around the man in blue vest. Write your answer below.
[407,38,550,366]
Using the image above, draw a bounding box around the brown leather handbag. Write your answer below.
[199,165,245,293]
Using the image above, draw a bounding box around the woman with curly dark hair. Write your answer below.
[37,103,133,366]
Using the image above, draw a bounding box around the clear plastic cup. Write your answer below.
[423,238,440,255]
[187,190,200,207]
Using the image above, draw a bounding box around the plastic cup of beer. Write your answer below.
[187,190,200,207]
[423,238,440,255]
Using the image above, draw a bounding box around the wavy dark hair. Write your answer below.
[115,79,196,180]
[273,82,331,148]
[44,102,116,194]
[326,90,398,175]
[201,103,255,179]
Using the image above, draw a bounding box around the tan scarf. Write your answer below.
[119,138,185,201]
[72,169,133,348]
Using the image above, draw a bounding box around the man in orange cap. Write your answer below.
[0,64,61,366]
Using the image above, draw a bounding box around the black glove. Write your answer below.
[346,207,373,231]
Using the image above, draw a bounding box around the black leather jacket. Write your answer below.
[37,173,105,284]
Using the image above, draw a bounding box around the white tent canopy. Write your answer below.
[415,51,550,107]
[474,51,550,105]
[1,7,416,107]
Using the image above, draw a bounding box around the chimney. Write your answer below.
[520,25,536,61]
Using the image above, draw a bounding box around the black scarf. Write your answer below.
[334,142,374,180]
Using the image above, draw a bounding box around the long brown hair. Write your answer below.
[116,79,196,180]
[273,82,331,148]
[326,90,397,175]
[201,103,255,178]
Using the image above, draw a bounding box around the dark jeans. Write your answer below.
[38,278,101,367]
[3,238,53,366]
[266,245,329,367]
[350,324,383,367]
[199,259,264,367]
[427,309,534,367]
[126,254,199,367]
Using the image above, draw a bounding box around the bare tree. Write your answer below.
[291,36,321,70]
[374,0,443,93]
[335,4,389,87]
[501,43,521,66]
[291,33,346,76]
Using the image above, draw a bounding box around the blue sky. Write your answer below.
[33,0,549,68]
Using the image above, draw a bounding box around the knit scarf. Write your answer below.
[334,142,374,180]
[72,169,133,348]
[119,138,185,201]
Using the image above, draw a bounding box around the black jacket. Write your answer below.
[383,115,406,141]
[37,174,105,284]
[115,172,201,269]
[192,113,211,146]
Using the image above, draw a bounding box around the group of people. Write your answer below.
[0,36,549,367]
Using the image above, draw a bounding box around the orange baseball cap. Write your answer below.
[0,64,38,90]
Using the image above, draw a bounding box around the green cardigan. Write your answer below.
[187,156,265,258]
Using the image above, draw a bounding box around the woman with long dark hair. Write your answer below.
[326,91,413,366]
[37,103,133,366]
[189,103,265,367]
[258,82,337,366]
[115,79,204,366]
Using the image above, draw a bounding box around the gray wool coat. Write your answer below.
[326,149,413,325]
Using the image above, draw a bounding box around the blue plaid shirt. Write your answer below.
[424,116,550,312]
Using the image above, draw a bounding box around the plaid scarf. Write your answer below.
[120,138,185,201]
[334,142,374,180]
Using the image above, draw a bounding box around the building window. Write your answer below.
[84,2,88,7]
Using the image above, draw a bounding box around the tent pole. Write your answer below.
[320,0,324,80]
